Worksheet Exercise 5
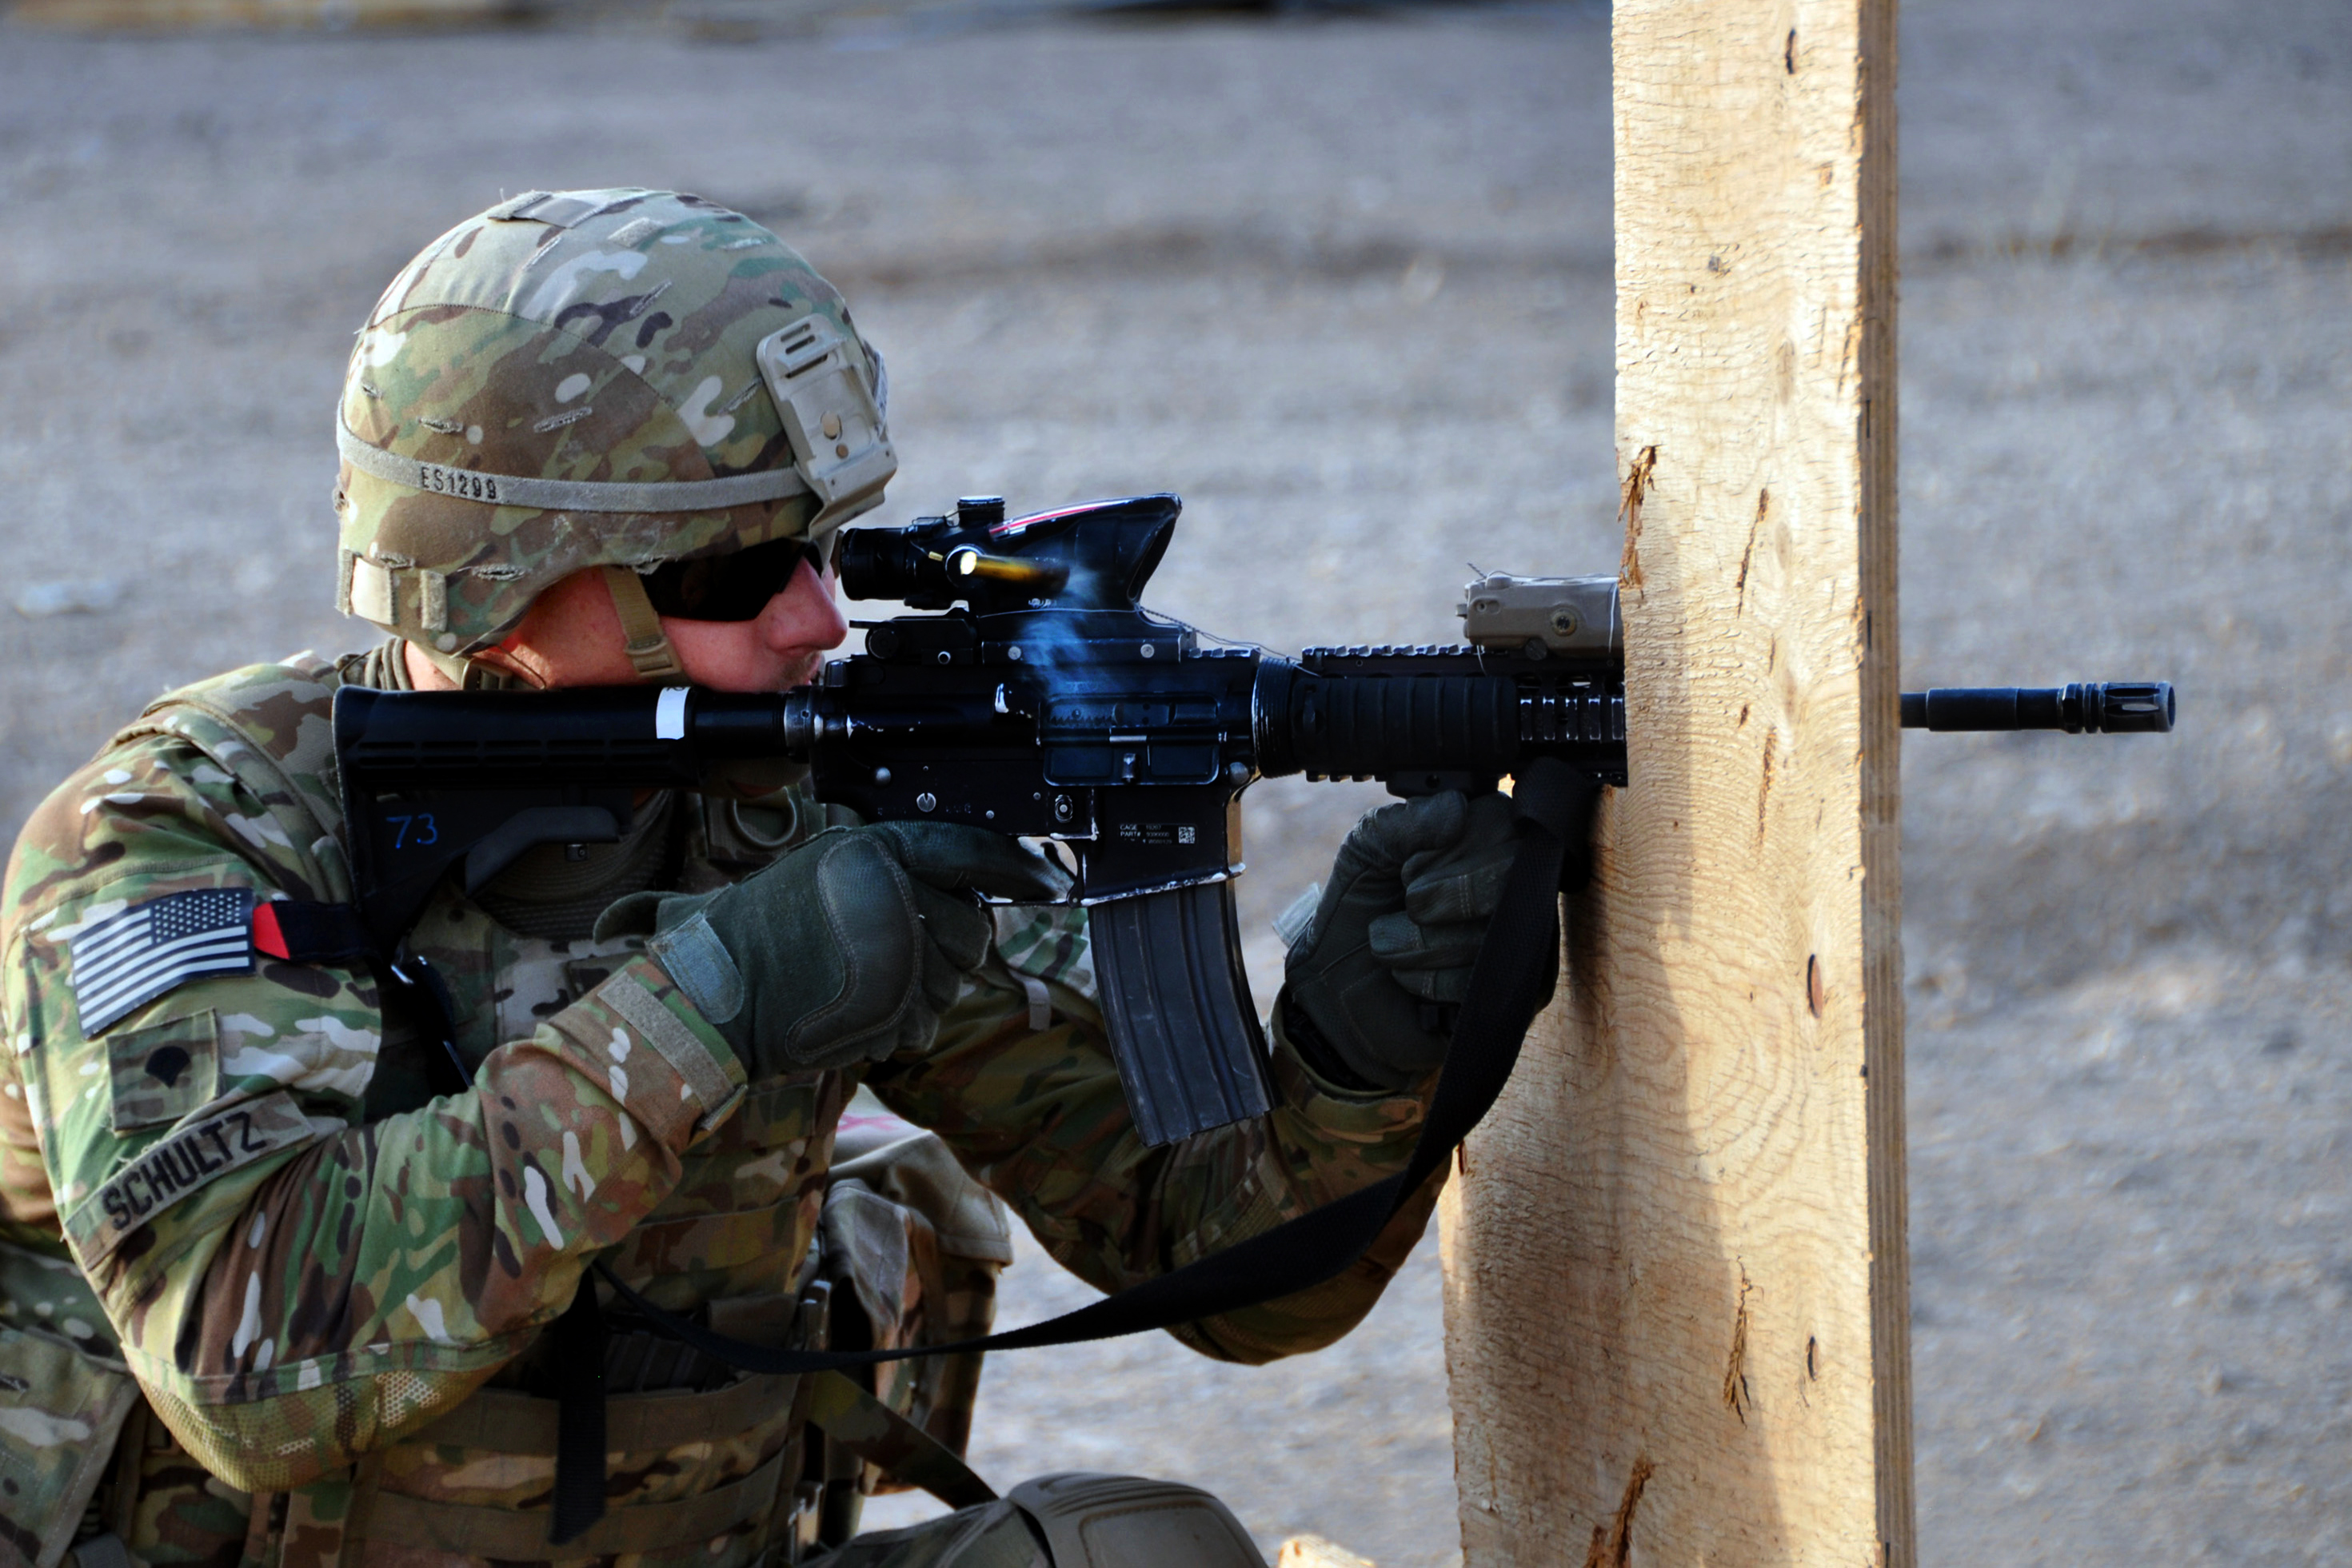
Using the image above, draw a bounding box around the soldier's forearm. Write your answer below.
[875,945,1436,1363]
[1156,1005,1441,1364]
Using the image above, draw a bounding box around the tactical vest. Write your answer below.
[0,651,1012,1568]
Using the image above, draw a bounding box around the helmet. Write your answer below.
[333,187,894,683]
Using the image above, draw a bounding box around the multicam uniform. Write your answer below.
[0,641,1441,1566]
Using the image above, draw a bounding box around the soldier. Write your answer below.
[0,190,1547,1568]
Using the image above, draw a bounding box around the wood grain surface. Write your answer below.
[1440,1,1909,1562]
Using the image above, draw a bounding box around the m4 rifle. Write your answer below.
[333,493,2174,1145]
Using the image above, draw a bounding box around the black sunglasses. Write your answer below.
[641,537,825,622]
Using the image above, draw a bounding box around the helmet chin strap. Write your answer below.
[601,566,689,682]
[399,638,523,691]
[401,569,685,688]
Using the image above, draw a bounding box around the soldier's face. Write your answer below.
[418,553,849,692]
[660,551,850,692]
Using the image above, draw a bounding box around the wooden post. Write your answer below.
[1440,2,1907,1564]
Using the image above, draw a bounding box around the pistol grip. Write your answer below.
[1087,884,1274,1147]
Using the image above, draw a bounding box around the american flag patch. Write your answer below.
[69,889,256,1035]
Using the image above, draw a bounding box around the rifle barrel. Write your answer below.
[1899,683,2174,734]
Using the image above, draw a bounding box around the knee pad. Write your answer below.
[1008,1473,1267,1568]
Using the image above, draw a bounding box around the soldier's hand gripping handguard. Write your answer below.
[1280,781,1602,1093]
[645,822,1072,1073]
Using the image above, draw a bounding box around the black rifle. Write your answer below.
[332,493,2174,1144]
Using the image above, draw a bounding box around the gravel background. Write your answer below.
[0,0,2346,1562]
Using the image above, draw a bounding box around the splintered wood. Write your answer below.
[1441,1,1909,1565]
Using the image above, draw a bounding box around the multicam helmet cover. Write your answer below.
[334,188,893,678]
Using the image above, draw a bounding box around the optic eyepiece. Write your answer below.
[833,525,951,604]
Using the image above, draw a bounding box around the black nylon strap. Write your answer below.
[592,756,1588,1374]
[385,955,477,1099]
[255,900,374,964]
[262,900,475,1097]
[549,1274,611,1543]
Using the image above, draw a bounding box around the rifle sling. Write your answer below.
[549,1274,608,1544]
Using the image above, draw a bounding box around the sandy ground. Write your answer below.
[0,0,2347,1561]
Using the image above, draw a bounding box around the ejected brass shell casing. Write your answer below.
[948,547,1072,594]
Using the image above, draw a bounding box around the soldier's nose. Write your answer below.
[763,557,849,652]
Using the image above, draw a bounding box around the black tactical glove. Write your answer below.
[647,822,1068,1075]
[1282,780,1598,1093]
